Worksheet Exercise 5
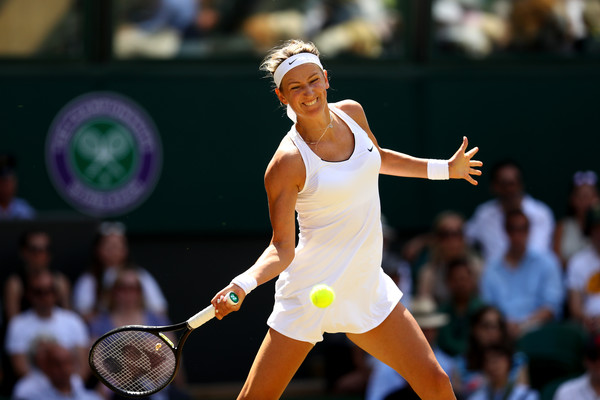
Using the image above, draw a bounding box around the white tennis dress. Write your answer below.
[267,104,402,344]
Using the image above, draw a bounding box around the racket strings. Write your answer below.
[91,330,177,395]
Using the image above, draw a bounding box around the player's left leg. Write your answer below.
[346,303,456,400]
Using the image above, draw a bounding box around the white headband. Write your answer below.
[273,53,323,88]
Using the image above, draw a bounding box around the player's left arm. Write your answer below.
[336,100,483,185]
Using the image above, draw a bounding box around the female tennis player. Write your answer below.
[211,39,481,400]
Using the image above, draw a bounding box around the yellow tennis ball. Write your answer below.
[310,284,335,308]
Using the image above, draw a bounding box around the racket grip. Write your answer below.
[186,292,239,329]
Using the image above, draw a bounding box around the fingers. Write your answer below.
[465,146,479,158]
[466,175,479,186]
[211,286,243,320]
[458,136,469,154]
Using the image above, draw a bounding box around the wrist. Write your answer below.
[231,273,258,295]
[427,159,449,180]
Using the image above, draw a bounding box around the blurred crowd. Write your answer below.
[1,147,600,399]
[325,160,600,400]
[433,0,600,57]
[113,0,600,59]
[2,0,600,60]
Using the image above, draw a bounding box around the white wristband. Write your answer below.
[427,159,449,180]
[231,273,258,295]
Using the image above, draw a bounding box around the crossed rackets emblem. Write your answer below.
[72,123,136,188]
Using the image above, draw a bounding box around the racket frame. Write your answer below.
[89,292,238,398]
[89,320,192,398]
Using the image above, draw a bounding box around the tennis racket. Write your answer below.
[89,291,239,398]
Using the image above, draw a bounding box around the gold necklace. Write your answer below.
[301,113,333,146]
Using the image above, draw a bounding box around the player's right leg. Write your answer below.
[238,328,314,400]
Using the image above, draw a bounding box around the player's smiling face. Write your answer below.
[276,63,329,118]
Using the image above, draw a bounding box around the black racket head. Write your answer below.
[89,325,187,398]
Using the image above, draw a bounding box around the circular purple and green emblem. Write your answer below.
[46,92,162,216]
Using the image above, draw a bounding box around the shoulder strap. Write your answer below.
[329,104,367,137]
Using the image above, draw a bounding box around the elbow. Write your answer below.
[270,239,296,267]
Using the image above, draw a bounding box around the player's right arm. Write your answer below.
[212,138,305,318]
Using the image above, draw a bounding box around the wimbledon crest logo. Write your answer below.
[46,92,162,217]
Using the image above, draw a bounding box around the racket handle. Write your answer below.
[187,291,239,329]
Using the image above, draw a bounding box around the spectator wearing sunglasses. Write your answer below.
[3,230,71,322]
[480,209,564,339]
[4,270,89,382]
[416,210,483,305]
[553,171,600,268]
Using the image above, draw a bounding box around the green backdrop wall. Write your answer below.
[1,61,600,386]
[2,62,598,234]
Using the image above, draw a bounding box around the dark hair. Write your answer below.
[504,208,529,232]
[89,226,134,313]
[483,342,515,365]
[466,305,511,370]
[566,171,599,217]
[445,257,472,280]
[490,159,523,184]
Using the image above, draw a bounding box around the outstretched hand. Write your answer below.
[449,137,482,185]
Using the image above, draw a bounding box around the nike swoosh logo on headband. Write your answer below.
[289,59,297,65]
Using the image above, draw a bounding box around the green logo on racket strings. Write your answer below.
[229,292,239,304]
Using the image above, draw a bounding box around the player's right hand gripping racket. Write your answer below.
[89,292,239,398]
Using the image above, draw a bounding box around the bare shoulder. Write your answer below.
[332,99,369,128]
[265,136,305,191]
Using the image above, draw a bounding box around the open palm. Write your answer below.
[449,136,483,185]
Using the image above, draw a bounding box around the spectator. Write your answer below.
[4,270,89,380]
[566,203,600,333]
[88,268,177,400]
[0,154,35,220]
[89,267,169,339]
[241,0,398,58]
[508,0,570,54]
[432,0,510,58]
[438,258,486,357]
[417,210,483,304]
[12,337,101,400]
[553,170,599,268]
[365,297,455,400]
[554,333,600,400]
[480,209,564,339]
[465,159,555,263]
[72,222,167,323]
[3,230,71,322]
[452,305,529,399]
[468,342,539,400]
[113,0,199,58]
